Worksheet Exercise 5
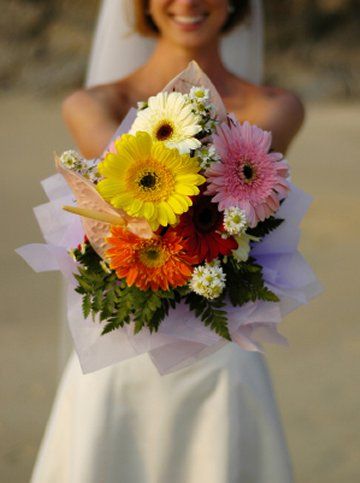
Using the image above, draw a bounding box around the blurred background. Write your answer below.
[1,0,359,481]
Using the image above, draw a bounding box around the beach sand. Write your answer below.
[1,94,359,482]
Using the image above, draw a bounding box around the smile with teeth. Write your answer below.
[172,15,207,25]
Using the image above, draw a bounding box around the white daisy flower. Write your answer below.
[223,206,248,236]
[196,144,221,169]
[190,260,226,299]
[189,86,210,103]
[130,91,202,154]
[60,150,100,182]
[60,150,82,169]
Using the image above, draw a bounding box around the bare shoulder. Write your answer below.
[61,82,129,158]
[254,85,305,153]
[62,82,127,126]
[262,86,305,128]
[228,76,305,153]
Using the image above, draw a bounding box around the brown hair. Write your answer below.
[132,0,251,37]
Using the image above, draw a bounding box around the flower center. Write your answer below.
[238,161,257,184]
[139,244,168,268]
[129,159,175,202]
[155,121,174,141]
[194,197,222,233]
[139,172,158,190]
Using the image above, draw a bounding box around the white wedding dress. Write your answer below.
[31,344,293,483]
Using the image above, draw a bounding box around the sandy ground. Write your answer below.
[1,93,359,483]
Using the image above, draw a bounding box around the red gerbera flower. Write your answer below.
[173,194,237,264]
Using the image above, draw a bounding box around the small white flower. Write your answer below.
[224,207,248,236]
[60,150,100,182]
[190,260,226,299]
[196,143,221,169]
[204,117,218,133]
[60,150,82,169]
[189,86,210,102]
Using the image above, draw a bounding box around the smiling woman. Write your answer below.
[30,1,300,482]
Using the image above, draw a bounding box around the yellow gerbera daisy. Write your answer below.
[97,131,205,230]
[130,91,202,154]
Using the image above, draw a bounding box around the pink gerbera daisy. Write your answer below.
[205,117,289,227]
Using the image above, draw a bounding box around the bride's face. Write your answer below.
[148,0,230,48]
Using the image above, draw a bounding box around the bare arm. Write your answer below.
[262,90,305,154]
[62,88,120,159]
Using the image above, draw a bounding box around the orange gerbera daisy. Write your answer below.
[105,226,194,291]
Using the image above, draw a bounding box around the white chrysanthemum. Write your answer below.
[190,259,226,299]
[189,86,210,102]
[60,150,100,182]
[130,91,202,154]
[224,206,248,236]
[60,150,82,169]
[196,144,221,169]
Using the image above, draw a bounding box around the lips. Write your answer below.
[172,15,207,25]
[169,12,209,30]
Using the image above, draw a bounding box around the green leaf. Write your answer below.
[101,319,121,335]
[92,289,103,313]
[185,293,231,341]
[223,257,280,307]
[133,318,145,335]
[256,287,280,302]
[247,216,284,238]
[82,293,91,318]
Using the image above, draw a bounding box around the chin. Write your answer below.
[164,25,221,50]
[171,33,215,50]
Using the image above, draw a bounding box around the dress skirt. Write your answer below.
[30,343,293,483]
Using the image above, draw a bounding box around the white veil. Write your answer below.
[86,0,264,87]
[58,0,264,373]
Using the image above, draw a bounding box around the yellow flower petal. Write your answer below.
[97,178,124,201]
[142,201,155,219]
[167,195,184,213]
[176,174,206,185]
[157,204,169,226]
[175,184,200,196]
[125,198,144,216]
[171,193,192,210]
[160,201,177,225]
[111,192,134,209]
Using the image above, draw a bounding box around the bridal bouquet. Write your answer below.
[18,62,320,374]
